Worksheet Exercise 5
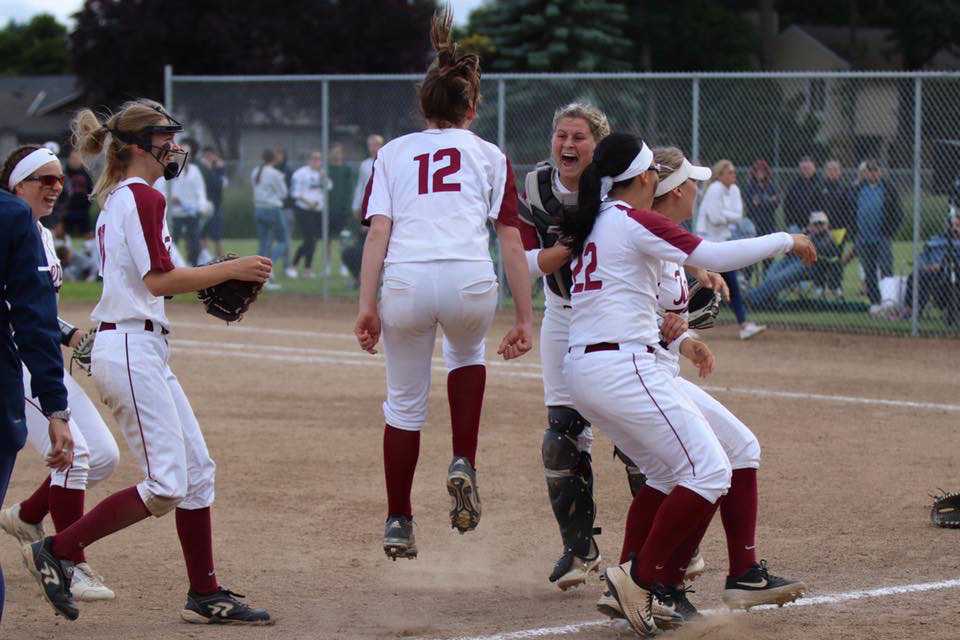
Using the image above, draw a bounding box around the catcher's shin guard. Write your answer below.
[542,407,597,560]
[614,447,647,497]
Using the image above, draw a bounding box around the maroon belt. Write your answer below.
[582,342,655,354]
[99,321,169,335]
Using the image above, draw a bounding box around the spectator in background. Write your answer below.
[272,145,295,278]
[697,159,767,339]
[166,140,209,265]
[820,160,854,234]
[742,158,780,237]
[327,143,356,279]
[746,211,843,308]
[351,134,384,216]
[854,159,903,312]
[289,151,333,279]
[62,150,94,241]
[784,156,821,231]
[252,149,288,290]
[198,146,227,260]
[900,212,960,322]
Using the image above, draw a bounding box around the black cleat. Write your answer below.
[447,457,481,533]
[722,560,806,610]
[383,515,417,560]
[22,537,78,620]
[655,584,701,628]
[181,587,274,625]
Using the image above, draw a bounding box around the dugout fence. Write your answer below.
[165,67,960,337]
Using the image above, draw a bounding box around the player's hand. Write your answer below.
[228,256,273,283]
[680,338,715,379]
[46,418,74,472]
[68,330,85,349]
[355,307,381,354]
[789,234,818,266]
[497,321,533,360]
[704,271,730,301]
[660,312,687,343]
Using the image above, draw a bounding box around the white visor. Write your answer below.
[9,148,59,190]
[654,158,712,198]
[600,141,653,201]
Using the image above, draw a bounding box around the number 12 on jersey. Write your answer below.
[415,148,462,194]
[571,242,603,293]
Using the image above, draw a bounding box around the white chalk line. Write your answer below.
[430,577,960,640]
[170,338,960,413]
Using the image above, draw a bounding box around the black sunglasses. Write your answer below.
[23,174,65,188]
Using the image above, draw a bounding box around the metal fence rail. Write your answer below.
[166,67,960,337]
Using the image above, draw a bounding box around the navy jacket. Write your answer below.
[1,190,67,450]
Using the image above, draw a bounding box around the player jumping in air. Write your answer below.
[354,4,533,560]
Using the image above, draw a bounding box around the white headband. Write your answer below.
[600,142,653,201]
[654,158,712,197]
[9,148,59,190]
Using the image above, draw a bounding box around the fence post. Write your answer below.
[690,76,700,162]
[496,78,507,309]
[910,76,922,336]
[164,65,173,113]
[321,79,330,302]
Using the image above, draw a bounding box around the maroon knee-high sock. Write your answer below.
[51,486,150,561]
[18,476,51,524]
[721,467,759,577]
[48,486,87,563]
[384,424,420,519]
[631,486,716,587]
[619,485,667,563]
[448,365,485,468]
[176,507,219,595]
[664,499,719,586]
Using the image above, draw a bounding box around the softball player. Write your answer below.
[517,103,610,589]
[0,145,119,602]
[22,99,275,625]
[560,133,816,636]
[355,7,533,560]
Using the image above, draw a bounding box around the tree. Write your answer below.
[0,14,69,75]
[470,0,634,72]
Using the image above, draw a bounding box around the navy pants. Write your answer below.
[0,418,26,622]
[722,270,749,324]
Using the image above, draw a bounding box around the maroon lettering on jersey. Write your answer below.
[617,204,702,255]
[360,166,375,227]
[129,183,175,273]
[497,159,521,228]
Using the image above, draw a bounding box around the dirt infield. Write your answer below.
[2,297,959,639]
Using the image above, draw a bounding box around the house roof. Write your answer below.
[796,25,960,70]
[0,75,82,135]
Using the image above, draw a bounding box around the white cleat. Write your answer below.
[551,539,601,591]
[738,322,767,340]
[71,562,116,601]
[0,503,44,546]
[684,549,706,582]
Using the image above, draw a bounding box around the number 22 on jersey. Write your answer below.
[415,148,462,194]
[571,242,603,293]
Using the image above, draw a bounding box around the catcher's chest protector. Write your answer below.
[522,165,576,301]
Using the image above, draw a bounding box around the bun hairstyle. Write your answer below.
[418,4,481,129]
[560,133,643,252]
[70,98,170,206]
[0,144,42,193]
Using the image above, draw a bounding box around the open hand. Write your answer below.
[230,256,273,283]
[680,338,715,379]
[790,235,818,266]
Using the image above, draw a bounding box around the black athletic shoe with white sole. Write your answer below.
[23,537,78,620]
[181,588,274,625]
[447,456,481,533]
[658,585,701,627]
[383,515,417,560]
[722,560,806,610]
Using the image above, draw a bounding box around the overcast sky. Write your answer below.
[0,0,488,27]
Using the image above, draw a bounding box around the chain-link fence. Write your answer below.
[166,68,960,337]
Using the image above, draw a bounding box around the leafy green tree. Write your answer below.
[0,14,69,75]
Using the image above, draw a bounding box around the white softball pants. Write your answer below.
[23,366,119,490]
[564,345,731,503]
[540,303,593,453]
[92,329,215,516]
[380,260,499,431]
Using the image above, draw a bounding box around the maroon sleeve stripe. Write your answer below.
[129,183,175,273]
[617,204,702,255]
[359,165,375,228]
[496,158,520,228]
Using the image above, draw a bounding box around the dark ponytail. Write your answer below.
[561,133,643,252]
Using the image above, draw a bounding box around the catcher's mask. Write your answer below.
[106,104,188,180]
